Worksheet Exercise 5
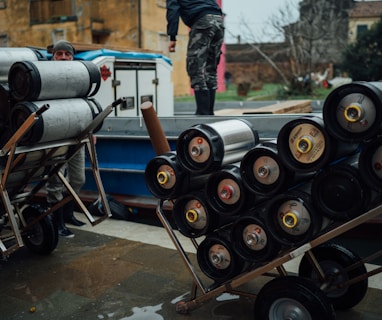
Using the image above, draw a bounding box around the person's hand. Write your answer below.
[169,41,176,53]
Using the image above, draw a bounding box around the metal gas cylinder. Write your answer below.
[277,115,359,173]
[8,60,100,101]
[196,228,247,283]
[231,212,281,264]
[10,98,102,145]
[172,192,229,238]
[4,166,48,197]
[240,140,313,196]
[176,119,259,174]
[311,158,371,221]
[144,152,210,200]
[323,81,382,142]
[205,163,249,216]
[359,136,382,192]
[264,190,323,247]
[0,47,47,82]
[0,83,13,148]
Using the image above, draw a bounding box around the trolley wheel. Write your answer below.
[254,276,335,320]
[298,242,368,310]
[21,204,58,254]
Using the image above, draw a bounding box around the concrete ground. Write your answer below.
[0,211,381,320]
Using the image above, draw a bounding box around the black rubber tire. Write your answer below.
[21,204,58,254]
[298,242,368,310]
[254,276,335,320]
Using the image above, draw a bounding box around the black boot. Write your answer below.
[53,206,75,238]
[194,90,210,115]
[209,89,216,115]
[63,200,85,227]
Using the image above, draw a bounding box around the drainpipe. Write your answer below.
[138,0,142,48]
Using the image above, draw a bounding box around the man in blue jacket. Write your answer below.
[167,0,224,115]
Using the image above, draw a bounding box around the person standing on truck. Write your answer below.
[46,40,86,238]
[166,0,224,115]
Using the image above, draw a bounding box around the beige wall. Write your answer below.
[348,17,380,43]
[0,0,190,96]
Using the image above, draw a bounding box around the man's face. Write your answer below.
[53,50,73,61]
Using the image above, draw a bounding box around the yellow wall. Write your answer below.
[0,0,190,96]
[348,17,380,43]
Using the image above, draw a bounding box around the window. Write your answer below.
[0,34,8,47]
[356,24,368,40]
[0,1,6,9]
[30,0,75,25]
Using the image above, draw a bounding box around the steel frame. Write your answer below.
[156,199,382,314]
[0,98,126,257]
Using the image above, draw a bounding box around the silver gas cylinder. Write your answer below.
[176,119,259,174]
[10,98,102,145]
[0,47,47,82]
[8,60,101,101]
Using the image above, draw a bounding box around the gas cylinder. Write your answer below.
[0,83,12,118]
[264,190,323,247]
[11,145,70,170]
[144,152,210,200]
[323,81,382,142]
[172,192,232,238]
[0,47,47,82]
[358,137,382,192]
[205,163,249,216]
[10,98,102,145]
[240,140,313,196]
[5,166,49,197]
[176,119,259,174]
[311,157,371,221]
[197,227,248,283]
[8,60,101,101]
[231,210,281,264]
[0,83,13,149]
[277,115,359,173]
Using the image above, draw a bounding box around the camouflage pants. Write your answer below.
[187,14,224,91]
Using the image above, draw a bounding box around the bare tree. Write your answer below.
[271,0,352,79]
[225,0,352,95]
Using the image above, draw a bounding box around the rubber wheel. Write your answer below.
[254,276,335,320]
[298,242,368,310]
[21,204,58,254]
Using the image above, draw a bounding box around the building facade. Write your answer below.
[348,0,382,42]
[0,0,193,96]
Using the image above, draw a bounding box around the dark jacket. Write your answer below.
[166,0,222,40]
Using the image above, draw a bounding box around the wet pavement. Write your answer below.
[1,212,382,320]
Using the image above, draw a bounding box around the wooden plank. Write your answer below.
[215,100,312,116]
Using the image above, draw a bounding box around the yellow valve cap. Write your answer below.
[296,136,313,154]
[186,209,198,223]
[156,171,169,185]
[344,104,363,123]
[282,212,298,228]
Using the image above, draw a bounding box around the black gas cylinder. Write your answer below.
[277,115,359,173]
[231,211,281,264]
[323,81,382,142]
[264,190,323,247]
[144,152,210,200]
